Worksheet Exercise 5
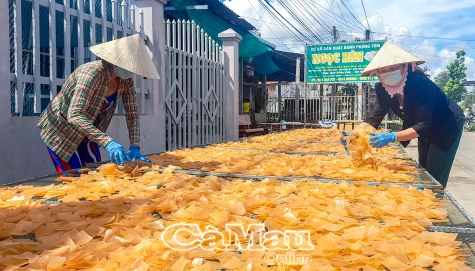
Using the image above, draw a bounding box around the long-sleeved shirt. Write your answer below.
[364,70,465,152]
[38,60,140,162]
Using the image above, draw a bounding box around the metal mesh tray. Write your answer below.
[1,138,470,226]
[3,166,473,226]
[3,179,475,269]
[218,148,442,189]
[427,226,475,268]
[434,191,475,228]
[7,169,470,226]
[1,170,84,187]
[85,148,442,188]
[2,171,475,267]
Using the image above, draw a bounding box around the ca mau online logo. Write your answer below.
[161,223,315,252]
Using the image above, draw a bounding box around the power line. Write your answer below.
[289,0,333,42]
[259,0,318,44]
[340,0,367,30]
[271,38,475,56]
[240,7,363,34]
[284,0,332,42]
[311,0,365,33]
[238,16,281,26]
[323,0,345,36]
[264,30,475,44]
[332,0,354,36]
[246,0,295,51]
[371,31,475,42]
[360,0,370,31]
[257,0,308,44]
[277,43,305,50]
[276,0,326,43]
[291,0,334,33]
[273,50,300,63]
[389,41,475,50]
[411,50,456,61]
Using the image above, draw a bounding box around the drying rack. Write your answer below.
[2,137,475,268]
[3,168,475,268]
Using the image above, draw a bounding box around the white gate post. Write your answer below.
[219,29,242,142]
[135,0,168,153]
[357,83,363,120]
[0,0,9,118]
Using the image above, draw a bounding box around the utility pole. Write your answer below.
[332,26,337,43]
[329,26,338,120]
[278,84,282,121]
[295,57,301,122]
[357,30,371,121]
[303,43,308,128]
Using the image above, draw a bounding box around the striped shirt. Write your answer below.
[38,60,140,162]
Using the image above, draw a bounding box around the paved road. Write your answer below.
[405,132,475,219]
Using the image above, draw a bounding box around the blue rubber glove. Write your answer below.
[127,146,151,163]
[105,140,130,165]
[369,132,397,148]
[340,131,354,154]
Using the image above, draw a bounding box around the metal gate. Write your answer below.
[165,19,225,150]
[8,0,149,117]
[266,83,357,122]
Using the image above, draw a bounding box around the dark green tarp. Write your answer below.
[165,0,274,59]
[249,52,280,75]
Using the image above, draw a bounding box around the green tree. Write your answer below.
[444,50,467,102]
[340,37,362,43]
[434,70,450,90]
[462,90,475,110]
[420,66,430,76]
[339,83,358,96]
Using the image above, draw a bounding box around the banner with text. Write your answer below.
[306,41,385,84]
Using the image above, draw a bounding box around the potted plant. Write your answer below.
[253,87,267,123]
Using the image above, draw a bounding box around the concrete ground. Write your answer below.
[405,132,475,219]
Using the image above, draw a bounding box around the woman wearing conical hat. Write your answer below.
[38,34,159,172]
[342,42,465,187]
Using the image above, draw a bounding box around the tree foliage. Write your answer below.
[434,71,450,90]
[339,83,358,96]
[444,50,467,102]
[420,66,430,76]
[462,90,475,110]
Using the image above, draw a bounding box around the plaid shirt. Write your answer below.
[38,60,140,162]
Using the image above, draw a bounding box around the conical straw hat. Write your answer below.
[90,34,160,79]
[361,41,425,76]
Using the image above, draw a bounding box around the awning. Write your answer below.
[266,50,305,82]
[165,0,274,59]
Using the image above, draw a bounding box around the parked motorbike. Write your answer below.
[464,111,474,131]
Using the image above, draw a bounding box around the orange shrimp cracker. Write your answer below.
[0,129,471,270]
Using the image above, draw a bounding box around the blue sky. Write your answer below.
[222,0,475,81]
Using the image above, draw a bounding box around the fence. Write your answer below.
[8,0,151,117]
[265,83,357,123]
[1,0,242,183]
[164,19,225,150]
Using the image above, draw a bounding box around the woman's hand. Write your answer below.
[369,132,397,148]
[340,130,354,154]
[127,146,152,163]
[395,128,419,142]
[105,140,130,164]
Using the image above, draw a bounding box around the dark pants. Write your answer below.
[417,131,462,188]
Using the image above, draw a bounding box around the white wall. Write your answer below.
[0,0,170,184]
[0,0,244,184]
[0,116,163,184]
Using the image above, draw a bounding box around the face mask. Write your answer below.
[113,66,134,79]
[379,69,404,86]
